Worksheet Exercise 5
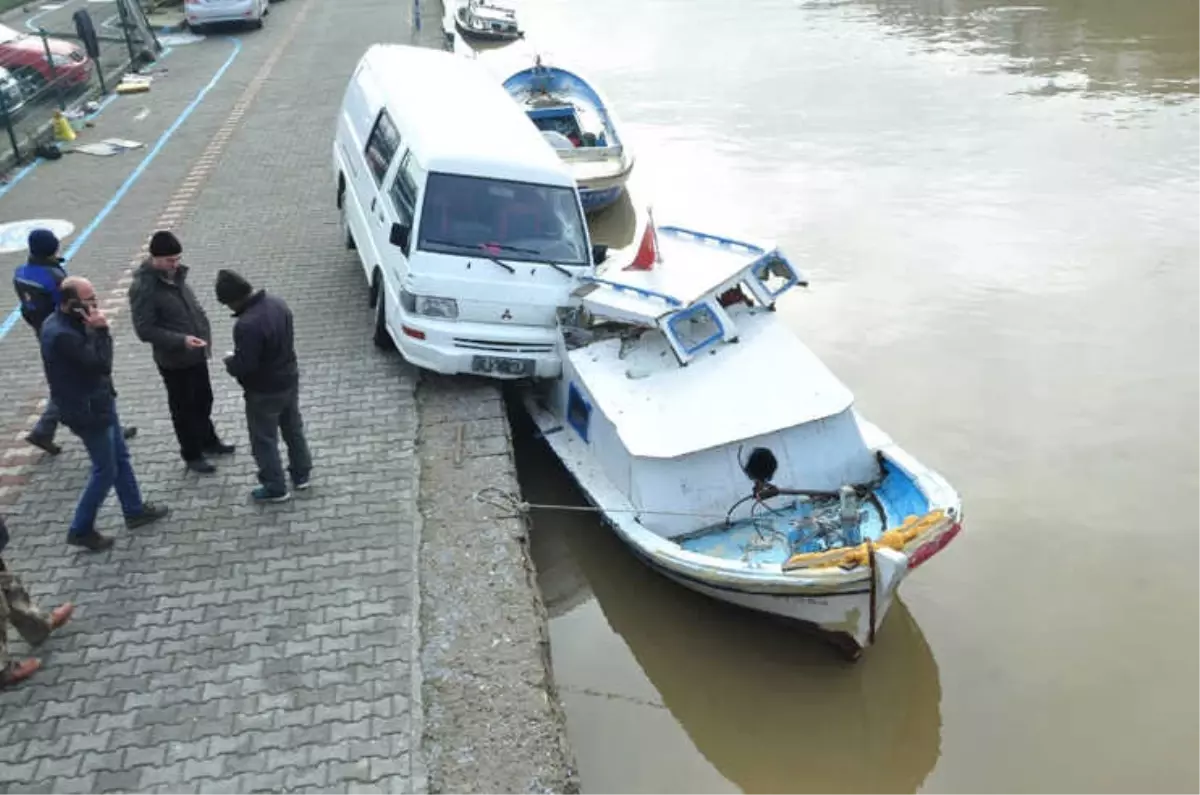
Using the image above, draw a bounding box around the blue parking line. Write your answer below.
[24,0,77,32]
[0,36,241,342]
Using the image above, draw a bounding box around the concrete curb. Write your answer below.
[410,8,576,791]
[414,375,580,795]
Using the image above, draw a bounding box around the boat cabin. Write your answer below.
[572,224,807,365]
[535,221,881,538]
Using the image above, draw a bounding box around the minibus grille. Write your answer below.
[453,338,555,355]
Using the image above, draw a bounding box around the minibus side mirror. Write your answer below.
[592,244,608,265]
[390,222,411,252]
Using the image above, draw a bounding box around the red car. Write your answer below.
[0,22,92,98]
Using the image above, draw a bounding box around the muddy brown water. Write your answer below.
[499,0,1198,792]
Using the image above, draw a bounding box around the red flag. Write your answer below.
[625,215,660,271]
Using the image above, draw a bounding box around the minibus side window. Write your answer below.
[364,110,401,186]
[388,151,419,227]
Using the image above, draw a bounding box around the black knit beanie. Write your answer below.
[215,269,253,306]
[148,230,182,257]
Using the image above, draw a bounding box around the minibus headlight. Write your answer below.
[401,290,458,320]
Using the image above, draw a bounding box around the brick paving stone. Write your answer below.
[0,0,442,790]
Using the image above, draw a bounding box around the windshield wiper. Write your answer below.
[481,254,516,274]
[422,238,515,274]
[483,243,575,278]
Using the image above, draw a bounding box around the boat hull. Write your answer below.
[454,10,522,42]
[620,524,909,658]
[579,178,629,214]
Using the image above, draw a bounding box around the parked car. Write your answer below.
[185,0,271,33]
[0,65,26,119]
[0,23,92,98]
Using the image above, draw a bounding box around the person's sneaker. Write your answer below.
[252,486,291,504]
[0,659,41,690]
[125,502,169,529]
[24,433,61,456]
[122,426,138,440]
[67,531,114,552]
[293,475,311,491]
[186,457,216,474]
[205,442,236,456]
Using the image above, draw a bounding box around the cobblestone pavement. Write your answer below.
[0,0,444,791]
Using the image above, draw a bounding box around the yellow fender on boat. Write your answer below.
[781,509,949,572]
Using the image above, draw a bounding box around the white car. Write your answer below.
[184,0,273,33]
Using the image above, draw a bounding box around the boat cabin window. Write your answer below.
[665,301,725,357]
[364,110,402,186]
[566,382,591,442]
[750,254,799,299]
[416,172,590,266]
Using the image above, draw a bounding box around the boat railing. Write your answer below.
[577,276,683,308]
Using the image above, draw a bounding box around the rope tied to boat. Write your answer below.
[473,487,733,521]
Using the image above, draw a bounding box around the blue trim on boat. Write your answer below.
[750,252,801,297]
[579,184,624,212]
[657,225,767,255]
[566,382,591,443]
[666,302,725,356]
[627,543,872,597]
[874,459,931,527]
[580,276,683,307]
[527,105,577,121]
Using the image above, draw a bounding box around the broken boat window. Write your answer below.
[751,255,798,298]
[666,303,724,356]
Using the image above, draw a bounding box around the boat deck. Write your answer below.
[677,458,930,565]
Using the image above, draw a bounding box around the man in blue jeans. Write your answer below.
[41,276,169,551]
[13,228,137,456]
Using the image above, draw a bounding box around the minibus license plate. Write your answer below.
[471,355,532,377]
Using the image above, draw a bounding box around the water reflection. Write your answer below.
[512,398,944,794]
[855,0,1199,100]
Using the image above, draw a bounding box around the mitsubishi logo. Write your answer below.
[501,309,512,321]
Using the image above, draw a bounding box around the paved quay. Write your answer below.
[0,0,575,791]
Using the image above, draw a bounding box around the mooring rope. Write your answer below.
[473,487,733,521]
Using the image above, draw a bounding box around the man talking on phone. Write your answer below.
[41,277,169,551]
[129,230,234,475]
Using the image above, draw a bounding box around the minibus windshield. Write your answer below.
[416,172,589,266]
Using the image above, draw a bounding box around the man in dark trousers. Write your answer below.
[11,228,137,456]
[215,269,312,503]
[42,277,169,551]
[128,230,234,475]
[0,514,74,690]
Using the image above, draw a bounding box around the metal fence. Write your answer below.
[0,0,163,167]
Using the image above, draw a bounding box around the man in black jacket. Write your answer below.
[0,514,74,690]
[128,230,234,475]
[42,277,169,551]
[216,269,312,503]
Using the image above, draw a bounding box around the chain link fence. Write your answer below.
[0,0,164,168]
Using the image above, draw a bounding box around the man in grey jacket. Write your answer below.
[128,231,234,474]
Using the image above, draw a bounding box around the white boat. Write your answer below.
[500,55,635,215]
[453,0,523,43]
[515,217,964,659]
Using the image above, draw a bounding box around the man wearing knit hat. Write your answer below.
[129,230,235,475]
[215,269,311,503]
[12,228,137,456]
